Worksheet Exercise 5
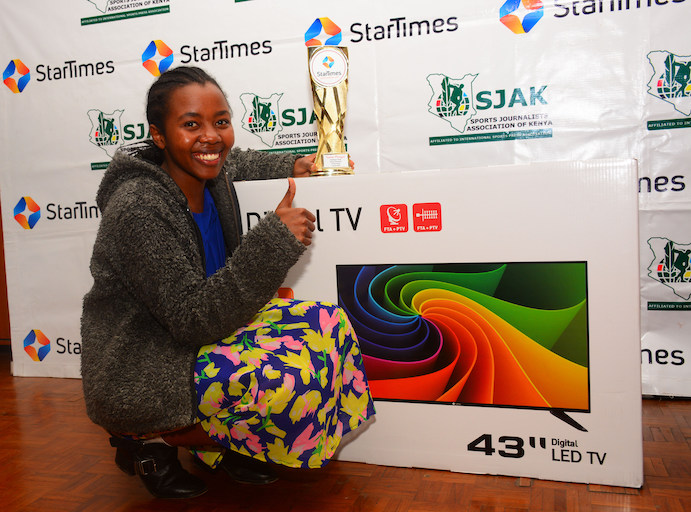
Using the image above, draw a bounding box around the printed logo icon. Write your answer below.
[647,237,691,299]
[239,93,283,147]
[3,59,30,93]
[14,197,41,230]
[142,40,174,76]
[309,46,348,87]
[500,0,544,34]
[305,17,342,46]
[427,74,551,145]
[413,203,442,232]
[88,0,110,12]
[427,73,478,133]
[647,51,691,116]
[380,204,408,233]
[24,329,51,362]
[88,109,124,157]
[82,1,171,26]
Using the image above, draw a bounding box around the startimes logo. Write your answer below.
[305,17,343,46]
[3,59,31,93]
[14,196,100,227]
[24,330,51,362]
[553,0,686,18]
[14,197,41,229]
[500,0,544,34]
[142,40,174,76]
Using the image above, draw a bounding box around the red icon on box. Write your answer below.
[380,204,408,233]
[413,202,442,232]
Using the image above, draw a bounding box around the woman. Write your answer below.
[80,66,375,499]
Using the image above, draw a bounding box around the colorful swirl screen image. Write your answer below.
[336,263,589,412]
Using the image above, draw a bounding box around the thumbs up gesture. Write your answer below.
[275,178,316,246]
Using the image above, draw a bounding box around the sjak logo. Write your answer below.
[648,237,691,300]
[305,17,342,46]
[3,59,30,93]
[14,197,41,230]
[24,329,51,362]
[142,40,174,76]
[88,109,124,157]
[647,51,691,116]
[240,93,283,147]
[427,73,549,135]
[500,0,544,34]
[427,74,478,133]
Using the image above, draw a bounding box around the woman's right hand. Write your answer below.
[275,178,316,246]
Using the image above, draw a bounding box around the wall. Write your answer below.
[1,0,689,388]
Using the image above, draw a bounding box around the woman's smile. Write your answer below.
[194,152,222,163]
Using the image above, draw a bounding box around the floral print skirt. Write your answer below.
[193,298,376,469]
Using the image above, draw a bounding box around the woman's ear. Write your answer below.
[150,124,165,150]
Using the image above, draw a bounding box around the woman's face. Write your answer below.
[151,82,235,186]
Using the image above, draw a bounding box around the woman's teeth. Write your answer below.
[196,153,220,161]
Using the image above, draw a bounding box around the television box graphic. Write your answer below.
[336,262,589,410]
[230,160,641,487]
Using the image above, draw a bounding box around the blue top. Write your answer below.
[192,188,227,278]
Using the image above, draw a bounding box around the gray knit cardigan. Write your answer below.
[80,141,305,434]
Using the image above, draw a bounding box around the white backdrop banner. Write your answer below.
[1,3,688,393]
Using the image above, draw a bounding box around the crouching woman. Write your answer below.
[80,66,375,499]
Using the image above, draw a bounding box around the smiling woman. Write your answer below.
[149,82,235,213]
[79,66,375,499]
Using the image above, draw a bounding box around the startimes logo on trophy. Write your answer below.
[305,17,352,176]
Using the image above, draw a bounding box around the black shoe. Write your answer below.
[219,450,279,485]
[109,437,208,499]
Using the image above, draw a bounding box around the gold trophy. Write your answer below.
[307,45,352,176]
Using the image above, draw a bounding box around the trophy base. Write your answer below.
[311,168,354,177]
[311,152,352,177]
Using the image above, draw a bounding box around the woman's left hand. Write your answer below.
[293,154,356,177]
[293,154,316,177]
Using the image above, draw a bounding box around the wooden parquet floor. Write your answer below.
[1,347,690,512]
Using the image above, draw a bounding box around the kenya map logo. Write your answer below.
[648,237,691,300]
[82,0,170,25]
[88,109,124,157]
[88,0,170,11]
[88,0,113,11]
[427,73,477,133]
[240,93,283,147]
[647,51,691,116]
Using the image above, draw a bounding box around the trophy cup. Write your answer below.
[307,44,352,176]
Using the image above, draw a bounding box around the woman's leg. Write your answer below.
[163,423,278,484]
[194,299,375,470]
[161,423,216,447]
[109,435,208,499]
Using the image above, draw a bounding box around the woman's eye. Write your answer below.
[184,121,197,128]
[217,119,230,126]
